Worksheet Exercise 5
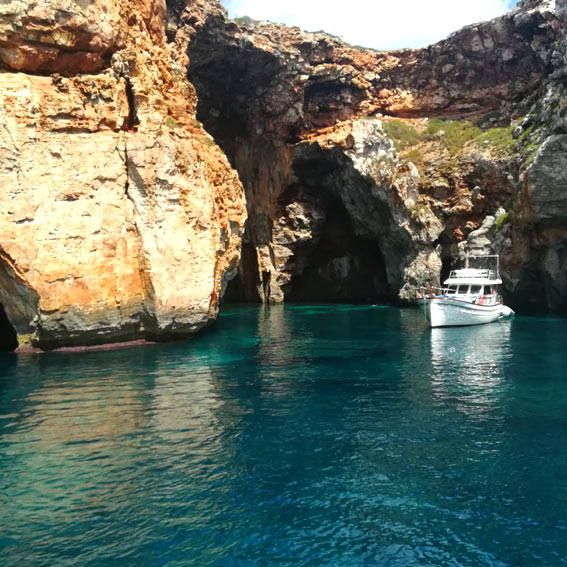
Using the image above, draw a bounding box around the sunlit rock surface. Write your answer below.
[0,0,246,350]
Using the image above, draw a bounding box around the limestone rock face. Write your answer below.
[525,135,567,223]
[0,0,122,73]
[502,135,567,311]
[0,0,246,350]
[181,0,567,312]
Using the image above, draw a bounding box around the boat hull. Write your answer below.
[425,298,510,328]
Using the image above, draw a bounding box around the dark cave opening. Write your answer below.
[222,139,395,305]
[440,249,454,284]
[223,188,391,305]
[437,231,458,285]
[0,304,18,352]
[187,39,283,155]
[188,24,394,306]
[284,241,388,303]
[283,194,389,303]
[511,270,554,314]
[223,242,262,303]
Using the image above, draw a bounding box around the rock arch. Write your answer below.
[0,249,40,352]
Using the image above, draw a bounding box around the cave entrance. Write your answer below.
[223,242,262,303]
[440,255,453,284]
[0,303,18,352]
[283,192,390,303]
[285,237,389,303]
[438,232,456,284]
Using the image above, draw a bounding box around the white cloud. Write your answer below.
[221,0,515,50]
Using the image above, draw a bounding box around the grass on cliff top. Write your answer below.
[476,126,516,156]
[382,120,421,151]
[234,15,260,25]
[423,119,482,154]
[383,118,516,157]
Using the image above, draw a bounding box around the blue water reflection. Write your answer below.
[0,306,566,566]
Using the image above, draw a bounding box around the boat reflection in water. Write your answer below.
[429,320,513,416]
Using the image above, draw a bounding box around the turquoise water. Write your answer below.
[0,305,566,567]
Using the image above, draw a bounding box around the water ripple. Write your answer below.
[0,307,566,566]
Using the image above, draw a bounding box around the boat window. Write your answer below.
[484,285,492,295]
[457,285,469,294]
[471,285,482,294]
[446,285,457,294]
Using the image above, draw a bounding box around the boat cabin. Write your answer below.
[445,284,496,296]
[440,266,502,305]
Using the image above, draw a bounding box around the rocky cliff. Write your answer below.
[1,0,566,352]
[0,0,246,351]
[178,0,567,313]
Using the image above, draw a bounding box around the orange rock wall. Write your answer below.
[0,0,246,350]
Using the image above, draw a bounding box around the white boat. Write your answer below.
[419,255,515,328]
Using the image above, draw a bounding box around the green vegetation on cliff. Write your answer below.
[477,126,516,156]
[165,116,179,130]
[494,212,509,233]
[383,118,517,158]
[410,202,433,220]
[403,148,423,164]
[423,119,481,154]
[382,120,420,151]
[234,15,260,25]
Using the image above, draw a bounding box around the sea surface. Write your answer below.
[0,305,566,567]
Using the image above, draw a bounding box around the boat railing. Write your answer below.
[448,268,495,280]
[417,285,502,304]
[450,254,501,280]
[417,285,454,298]
[430,286,459,297]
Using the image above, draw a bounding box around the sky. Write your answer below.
[220,0,518,50]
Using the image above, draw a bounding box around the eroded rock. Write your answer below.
[0,0,246,350]
[0,0,123,73]
[182,0,566,311]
